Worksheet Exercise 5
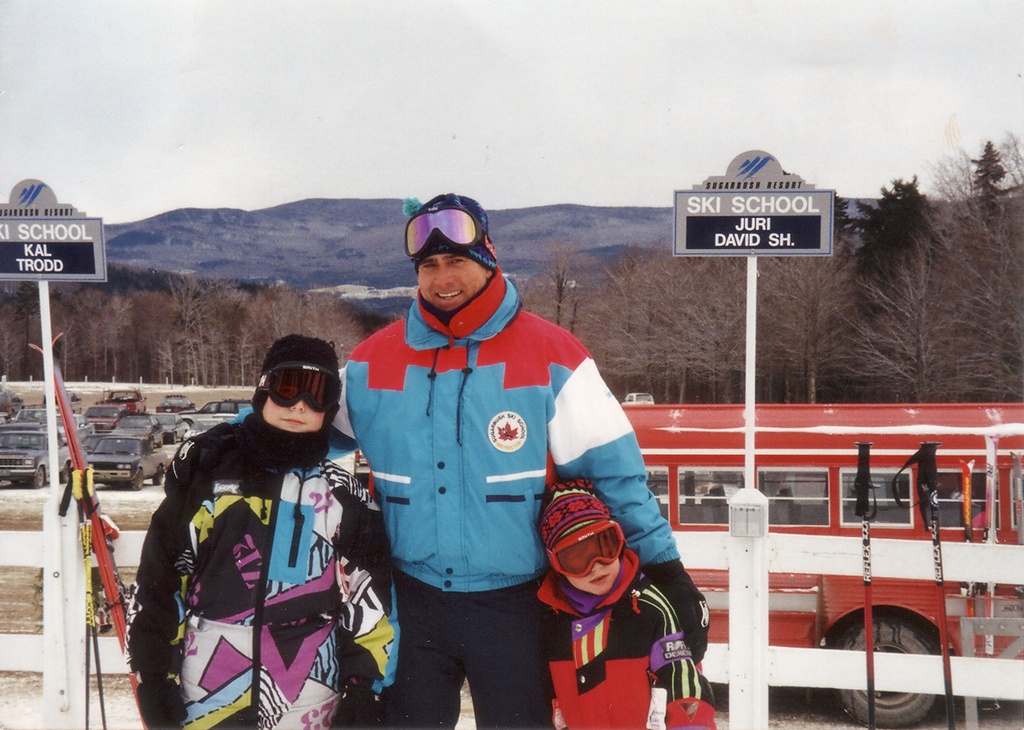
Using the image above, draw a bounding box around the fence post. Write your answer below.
[728,488,769,728]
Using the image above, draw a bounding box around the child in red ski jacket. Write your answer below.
[537,479,716,729]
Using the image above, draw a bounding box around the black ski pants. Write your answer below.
[383,570,551,728]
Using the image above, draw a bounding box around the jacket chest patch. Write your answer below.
[488,411,527,453]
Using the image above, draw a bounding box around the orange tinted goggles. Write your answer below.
[547,521,624,577]
[257,362,337,412]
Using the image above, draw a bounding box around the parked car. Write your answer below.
[41,390,83,413]
[8,408,48,428]
[55,413,94,444]
[84,405,128,433]
[156,395,196,413]
[622,392,655,405]
[70,413,95,437]
[97,389,146,414]
[81,432,106,455]
[0,391,24,418]
[0,429,71,489]
[181,398,252,424]
[182,416,224,441]
[110,413,164,445]
[88,435,168,490]
[153,412,188,445]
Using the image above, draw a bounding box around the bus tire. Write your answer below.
[835,617,938,727]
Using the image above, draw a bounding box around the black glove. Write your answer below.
[332,684,383,728]
[137,674,187,729]
[643,559,710,664]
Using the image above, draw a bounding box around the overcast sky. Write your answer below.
[2,1,1022,224]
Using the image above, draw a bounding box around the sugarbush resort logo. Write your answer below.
[18,183,47,206]
[488,411,527,453]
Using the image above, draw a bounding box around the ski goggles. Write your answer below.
[547,521,625,578]
[257,362,337,412]
[405,206,485,259]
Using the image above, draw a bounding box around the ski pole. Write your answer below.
[893,442,955,730]
[960,460,976,644]
[853,442,877,730]
[960,459,974,545]
[1013,452,1023,547]
[983,436,999,657]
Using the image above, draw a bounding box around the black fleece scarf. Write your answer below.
[235,410,330,471]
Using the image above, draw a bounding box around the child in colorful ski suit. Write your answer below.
[538,479,716,729]
[128,335,394,729]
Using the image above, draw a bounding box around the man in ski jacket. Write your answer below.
[537,479,716,729]
[333,193,708,727]
[129,335,394,729]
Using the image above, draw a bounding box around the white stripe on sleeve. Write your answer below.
[548,358,634,466]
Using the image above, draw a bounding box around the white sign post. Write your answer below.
[673,152,834,728]
[1,180,107,728]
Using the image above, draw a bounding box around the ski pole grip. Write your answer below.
[853,442,875,519]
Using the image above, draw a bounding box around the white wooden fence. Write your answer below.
[1,493,1022,728]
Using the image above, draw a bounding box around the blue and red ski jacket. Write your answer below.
[335,272,679,592]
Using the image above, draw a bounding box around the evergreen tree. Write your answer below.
[971,140,1007,216]
[854,177,930,282]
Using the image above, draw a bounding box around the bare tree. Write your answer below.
[846,238,960,401]
[759,255,856,402]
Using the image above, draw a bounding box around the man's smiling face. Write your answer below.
[416,252,493,312]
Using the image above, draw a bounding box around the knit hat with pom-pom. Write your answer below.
[539,478,612,552]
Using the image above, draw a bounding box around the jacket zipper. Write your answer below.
[250,474,281,719]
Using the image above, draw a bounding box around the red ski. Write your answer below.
[32,342,146,727]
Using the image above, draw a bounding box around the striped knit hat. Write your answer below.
[539,478,612,551]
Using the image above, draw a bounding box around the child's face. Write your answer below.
[564,557,621,596]
[262,398,325,433]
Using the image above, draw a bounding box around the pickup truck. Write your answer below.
[97,389,147,414]
[0,429,71,489]
[88,435,168,491]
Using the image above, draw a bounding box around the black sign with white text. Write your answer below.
[683,213,824,252]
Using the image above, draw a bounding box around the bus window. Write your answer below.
[840,469,913,526]
[646,466,669,519]
[759,469,829,526]
[678,468,743,525]
[933,470,990,532]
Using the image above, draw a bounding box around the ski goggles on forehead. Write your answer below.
[547,521,625,578]
[405,207,485,259]
[257,362,337,412]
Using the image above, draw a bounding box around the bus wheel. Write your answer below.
[835,617,938,727]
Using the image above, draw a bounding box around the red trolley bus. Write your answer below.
[624,402,1024,727]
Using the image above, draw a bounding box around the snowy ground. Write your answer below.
[1,671,1021,729]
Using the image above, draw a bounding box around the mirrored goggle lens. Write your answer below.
[260,364,334,412]
[550,522,624,577]
[405,208,482,258]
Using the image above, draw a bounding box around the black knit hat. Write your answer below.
[253,334,341,415]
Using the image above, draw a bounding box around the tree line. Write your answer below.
[521,136,1023,404]
[0,136,1020,405]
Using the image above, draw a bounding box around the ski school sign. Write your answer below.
[673,151,834,256]
[0,180,107,281]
